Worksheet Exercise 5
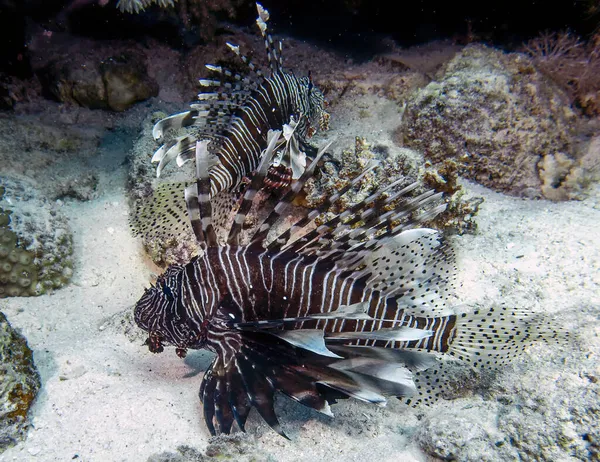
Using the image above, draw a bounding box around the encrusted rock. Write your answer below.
[0,178,73,298]
[40,48,158,112]
[304,136,481,235]
[0,312,41,451]
[399,44,587,200]
[415,344,600,461]
[0,114,102,202]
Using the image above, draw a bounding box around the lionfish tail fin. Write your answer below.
[447,305,569,367]
[402,307,570,408]
[201,327,439,436]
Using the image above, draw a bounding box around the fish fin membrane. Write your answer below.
[362,228,457,317]
[130,183,240,245]
[211,190,241,243]
[130,181,192,243]
[400,359,474,407]
[447,305,569,368]
[399,307,569,408]
[199,330,435,436]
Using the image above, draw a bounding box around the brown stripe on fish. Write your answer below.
[151,3,327,201]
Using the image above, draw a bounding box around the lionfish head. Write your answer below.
[134,264,197,356]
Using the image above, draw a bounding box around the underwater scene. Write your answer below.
[0,0,599,461]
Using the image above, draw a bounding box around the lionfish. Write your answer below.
[152,3,327,194]
[131,3,328,249]
[134,126,563,437]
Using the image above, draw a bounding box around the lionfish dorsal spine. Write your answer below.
[250,139,333,247]
[183,140,218,246]
[226,130,284,246]
[255,3,279,73]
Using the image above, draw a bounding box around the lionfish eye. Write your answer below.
[162,284,174,302]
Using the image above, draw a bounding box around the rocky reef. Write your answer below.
[37,42,159,112]
[398,44,596,200]
[0,311,41,450]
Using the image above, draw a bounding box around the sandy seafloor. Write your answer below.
[1,100,599,461]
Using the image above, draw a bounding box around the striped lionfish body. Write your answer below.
[151,3,327,197]
[134,129,564,437]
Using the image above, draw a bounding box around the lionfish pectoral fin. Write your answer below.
[231,302,372,329]
[227,130,282,245]
[157,135,196,177]
[310,302,372,320]
[267,329,343,358]
[338,346,439,372]
[326,326,434,342]
[175,140,220,170]
[237,356,290,439]
[199,356,243,436]
[199,334,296,438]
[200,329,429,437]
[152,110,195,141]
[277,120,306,180]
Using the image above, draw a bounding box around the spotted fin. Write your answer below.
[447,306,567,366]
[130,181,191,244]
[401,305,569,407]
[361,228,458,317]
[130,182,240,249]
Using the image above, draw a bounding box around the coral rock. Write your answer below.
[0,178,74,298]
[0,312,41,451]
[40,48,158,112]
[399,44,585,200]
